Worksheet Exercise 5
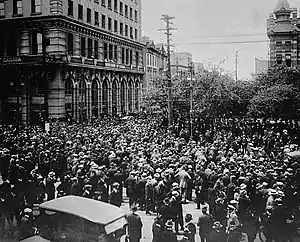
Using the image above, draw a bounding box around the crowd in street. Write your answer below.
[0,114,300,242]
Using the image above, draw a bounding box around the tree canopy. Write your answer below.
[143,64,300,121]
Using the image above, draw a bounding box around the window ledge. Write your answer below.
[31,12,41,16]
[12,14,23,17]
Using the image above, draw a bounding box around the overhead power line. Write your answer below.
[192,33,266,38]
[189,40,269,45]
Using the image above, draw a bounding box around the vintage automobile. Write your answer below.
[23,195,127,242]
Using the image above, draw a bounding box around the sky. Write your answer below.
[141,0,300,79]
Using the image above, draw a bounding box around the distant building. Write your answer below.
[193,62,205,75]
[170,52,193,77]
[141,37,167,95]
[255,58,269,74]
[267,0,300,67]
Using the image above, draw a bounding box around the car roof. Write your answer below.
[40,196,125,225]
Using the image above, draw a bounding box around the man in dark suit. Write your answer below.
[161,220,178,242]
[197,204,214,242]
[126,205,143,242]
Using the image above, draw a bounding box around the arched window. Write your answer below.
[92,79,99,119]
[120,79,126,114]
[65,77,74,122]
[102,79,109,114]
[112,80,118,115]
[78,79,87,121]
[135,80,139,110]
[128,80,133,112]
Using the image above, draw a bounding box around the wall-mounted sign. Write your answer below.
[0,55,53,64]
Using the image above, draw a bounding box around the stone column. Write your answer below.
[86,81,92,122]
[74,76,79,122]
[48,67,65,121]
[117,80,121,114]
[98,74,102,118]
[125,77,129,114]
[21,79,28,125]
[108,74,112,115]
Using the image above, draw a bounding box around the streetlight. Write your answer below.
[188,62,194,140]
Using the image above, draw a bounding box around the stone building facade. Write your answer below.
[170,52,193,78]
[0,0,144,125]
[267,0,300,67]
[141,37,167,94]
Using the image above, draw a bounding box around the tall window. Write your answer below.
[285,41,292,52]
[67,33,74,55]
[276,41,282,50]
[102,14,106,28]
[87,38,93,58]
[108,0,111,9]
[94,40,99,59]
[120,22,123,35]
[130,27,133,39]
[125,49,129,64]
[87,8,91,23]
[103,43,108,60]
[81,37,86,57]
[135,51,139,66]
[135,29,137,40]
[68,0,73,16]
[31,31,43,55]
[95,11,99,25]
[31,0,41,13]
[134,10,137,22]
[108,17,112,31]
[78,4,83,20]
[276,54,282,65]
[125,5,128,18]
[114,45,118,62]
[114,20,118,33]
[101,0,105,6]
[13,0,23,15]
[119,1,123,15]
[7,29,18,56]
[129,7,132,19]
[129,49,132,65]
[286,54,291,67]
[125,25,128,37]
[114,0,118,12]
[0,1,4,16]
[109,44,113,60]
[121,47,125,64]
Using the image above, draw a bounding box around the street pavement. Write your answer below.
[120,199,251,242]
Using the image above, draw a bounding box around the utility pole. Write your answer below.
[189,62,194,140]
[158,14,177,129]
[235,51,238,81]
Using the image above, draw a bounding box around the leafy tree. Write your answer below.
[247,65,300,119]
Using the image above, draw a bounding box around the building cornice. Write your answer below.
[0,14,144,49]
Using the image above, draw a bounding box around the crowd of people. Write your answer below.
[0,114,300,242]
